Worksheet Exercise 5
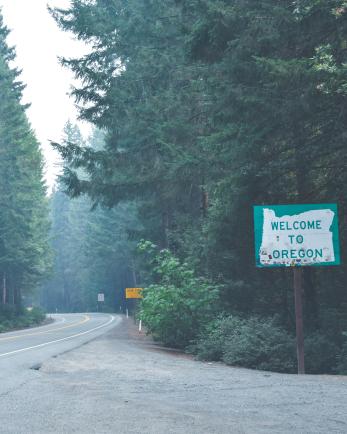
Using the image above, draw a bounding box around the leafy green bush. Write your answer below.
[223,317,297,373]
[138,241,220,348]
[0,306,46,332]
[193,315,296,373]
[0,304,17,322]
[190,315,241,361]
[336,333,347,375]
[304,332,340,374]
[27,307,46,324]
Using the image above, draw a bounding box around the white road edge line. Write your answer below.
[0,315,117,358]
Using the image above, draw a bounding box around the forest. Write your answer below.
[0,13,50,330]
[2,1,347,374]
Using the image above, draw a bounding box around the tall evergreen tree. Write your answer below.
[183,0,347,325]
[50,1,347,370]
[51,0,210,251]
[42,126,141,312]
[0,11,51,309]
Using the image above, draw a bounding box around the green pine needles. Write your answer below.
[0,12,51,313]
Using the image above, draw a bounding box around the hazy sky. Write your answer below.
[0,0,91,189]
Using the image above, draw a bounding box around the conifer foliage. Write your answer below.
[0,12,51,310]
[42,126,141,313]
[50,1,347,372]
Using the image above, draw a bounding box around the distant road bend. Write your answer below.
[0,313,120,369]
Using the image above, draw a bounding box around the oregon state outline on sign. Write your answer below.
[253,204,340,267]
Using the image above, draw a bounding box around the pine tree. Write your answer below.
[51,0,211,251]
[50,1,347,351]
[0,12,51,310]
[42,126,141,312]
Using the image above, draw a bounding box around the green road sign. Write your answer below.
[254,204,340,268]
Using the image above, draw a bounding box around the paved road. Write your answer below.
[0,313,118,365]
[0,313,120,401]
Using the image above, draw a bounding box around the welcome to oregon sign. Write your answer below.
[254,204,340,267]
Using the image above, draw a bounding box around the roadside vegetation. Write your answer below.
[138,241,347,374]
[16,1,346,374]
[0,306,46,333]
[138,241,220,349]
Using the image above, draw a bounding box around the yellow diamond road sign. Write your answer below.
[125,288,143,299]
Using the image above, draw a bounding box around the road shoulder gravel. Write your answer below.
[3,315,347,434]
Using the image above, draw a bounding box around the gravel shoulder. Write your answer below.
[2,315,347,434]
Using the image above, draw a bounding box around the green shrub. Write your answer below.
[193,315,296,373]
[27,307,46,324]
[0,304,17,322]
[336,333,347,375]
[0,306,46,332]
[190,315,241,361]
[304,332,339,374]
[222,316,296,373]
[138,242,220,348]
[1,320,11,329]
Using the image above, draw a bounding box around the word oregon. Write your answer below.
[271,248,323,260]
[270,220,322,231]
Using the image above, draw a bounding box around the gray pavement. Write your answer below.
[0,315,346,433]
[0,313,119,367]
[0,313,120,418]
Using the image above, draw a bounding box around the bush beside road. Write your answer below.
[0,306,46,333]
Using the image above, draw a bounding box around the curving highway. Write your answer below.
[0,313,118,361]
[0,313,121,395]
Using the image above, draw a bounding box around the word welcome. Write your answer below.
[271,220,322,231]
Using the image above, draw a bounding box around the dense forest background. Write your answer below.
[1,1,347,374]
[44,0,347,374]
[41,123,141,313]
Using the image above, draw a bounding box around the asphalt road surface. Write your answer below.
[0,313,118,367]
[0,313,119,422]
[0,314,347,434]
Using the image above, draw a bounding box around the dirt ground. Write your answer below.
[1,315,345,433]
[28,316,345,434]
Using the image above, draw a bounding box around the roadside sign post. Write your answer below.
[293,267,305,374]
[125,288,143,326]
[125,288,143,299]
[97,293,104,312]
[254,204,340,374]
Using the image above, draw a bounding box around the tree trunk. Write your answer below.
[201,187,209,218]
[2,272,6,305]
[162,209,169,249]
[14,286,22,312]
[303,268,319,330]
